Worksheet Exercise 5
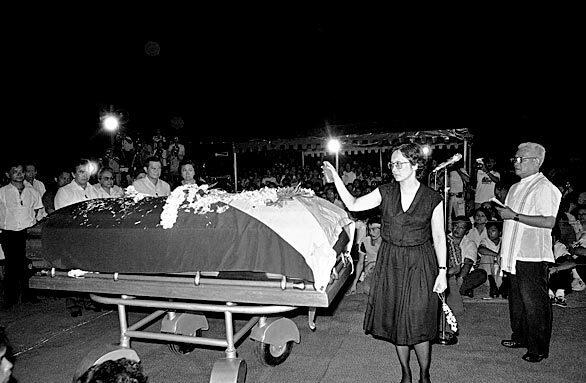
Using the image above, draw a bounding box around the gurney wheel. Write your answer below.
[168,329,202,355]
[256,341,293,366]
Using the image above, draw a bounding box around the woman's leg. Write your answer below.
[413,341,432,383]
[395,345,412,383]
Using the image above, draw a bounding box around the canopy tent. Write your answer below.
[232,128,474,179]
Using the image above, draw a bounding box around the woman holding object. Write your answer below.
[322,143,447,383]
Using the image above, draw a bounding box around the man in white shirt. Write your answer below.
[94,167,124,198]
[132,156,170,197]
[54,159,100,210]
[448,167,469,225]
[24,163,47,219]
[474,157,500,209]
[341,163,356,185]
[496,142,561,363]
[0,162,43,306]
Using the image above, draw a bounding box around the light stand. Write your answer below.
[435,166,458,346]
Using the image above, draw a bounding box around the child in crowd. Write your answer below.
[478,221,503,298]
[347,216,382,295]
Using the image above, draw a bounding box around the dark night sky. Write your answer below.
[4,6,583,171]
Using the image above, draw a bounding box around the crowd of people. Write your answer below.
[1,132,585,381]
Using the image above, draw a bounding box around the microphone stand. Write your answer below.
[436,165,457,346]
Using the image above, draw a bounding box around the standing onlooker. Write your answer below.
[24,162,46,219]
[348,216,382,295]
[448,167,469,226]
[168,135,186,185]
[54,159,99,210]
[341,163,357,185]
[474,156,500,210]
[94,168,124,198]
[41,169,72,215]
[0,162,43,306]
[132,156,170,197]
[496,142,561,363]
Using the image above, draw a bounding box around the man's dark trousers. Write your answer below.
[508,260,552,356]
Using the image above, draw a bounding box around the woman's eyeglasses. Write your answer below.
[510,156,538,164]
[388,161,411,169]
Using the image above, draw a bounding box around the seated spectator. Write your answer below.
[324,186,345,210]
[178,159,197,187]
[341,163,356,185]
[348,216,382,295]
[75,358,147,383]
[261,170,277,187]
[0,327,14,383]
[478,221,503,298]
[548,229,575,308]
[42,168,72,215]
[94,167,124,198]
[445,216,472,314]
[457,212,489,298]
[54,159,100,210]
[132,157,170,197]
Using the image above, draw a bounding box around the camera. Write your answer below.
[475,158,484,168]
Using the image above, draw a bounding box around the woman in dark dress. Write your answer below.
[323,143,447,383]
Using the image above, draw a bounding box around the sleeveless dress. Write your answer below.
[363,182,443,346]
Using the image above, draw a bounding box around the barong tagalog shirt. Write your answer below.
[500,172,561,275]
[54,181,100,210]
[0,184,43,231]
[132,177,170,197]
[94,184,124,198]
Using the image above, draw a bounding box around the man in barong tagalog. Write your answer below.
[495,142,561,363]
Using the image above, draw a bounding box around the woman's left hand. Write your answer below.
[433,273,448,294]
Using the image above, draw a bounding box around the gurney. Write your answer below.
[29,186,355,382]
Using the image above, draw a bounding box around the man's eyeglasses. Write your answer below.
[510,156,538,164]
[388,161,411,170]
[100,176,113,180]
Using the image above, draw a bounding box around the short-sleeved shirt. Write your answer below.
[54,181,100,210]
[94,184,124,198]
[500,172,561,273]
[132,177,171,197]
[475,170,500,203]
[0,184,43,231]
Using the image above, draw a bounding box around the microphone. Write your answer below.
[432,153,462,172]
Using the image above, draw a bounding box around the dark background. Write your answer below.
[4,6,583,175]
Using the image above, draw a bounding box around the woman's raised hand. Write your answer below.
[322,161,337,183]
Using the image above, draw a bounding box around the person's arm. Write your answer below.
[431,202,448,293]
[495,208,556,229]
[480,165,500,183]
[478,245,499,257]
[322,161,381,211]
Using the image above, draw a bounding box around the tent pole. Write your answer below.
[463,139,469,174]
[232,142,238,192]
[379,149,383,178]
[301,151,305,169]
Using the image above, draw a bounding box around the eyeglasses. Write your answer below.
[510,156,538,164]
[388,161,411,169]
[100,176,113,180]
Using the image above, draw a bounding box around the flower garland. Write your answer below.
[159,184,315,229]
[438,292,458,332]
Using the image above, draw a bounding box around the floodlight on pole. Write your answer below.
[421,144,432,157]
[101,114,120,132]
[327,138,341,172]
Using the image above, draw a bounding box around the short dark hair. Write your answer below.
[73,158,91,172]
[367,215,381,226]
[76,358,148,383]
[394,143,425,169]
[98,167,114,177]
[485,220,503,232]
[143,156,161,167]
[452,215,472,230]
[179,159,196,170]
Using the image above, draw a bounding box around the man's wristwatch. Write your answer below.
[513,214,519,221]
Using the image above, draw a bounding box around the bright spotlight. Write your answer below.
[101,114,120,132]
[86,161,99,176]
[327,138,341,153]
[421,144,432,157]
